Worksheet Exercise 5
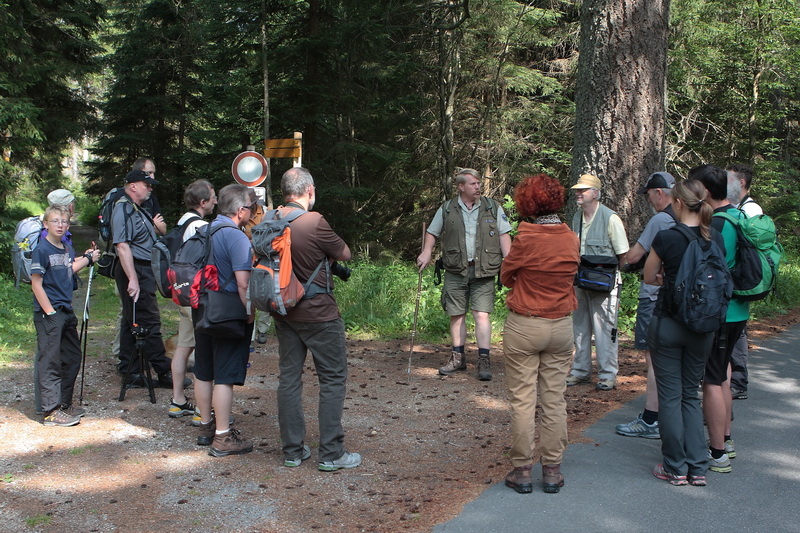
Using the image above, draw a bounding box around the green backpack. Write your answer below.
[713,211,784,301]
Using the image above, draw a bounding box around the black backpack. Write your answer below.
[151,215,203,298]
[98,187,125,245]
[663,224,733,334]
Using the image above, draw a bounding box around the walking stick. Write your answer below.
[408,223,427,382]
[78,243,96,405]
[611,271,622,343]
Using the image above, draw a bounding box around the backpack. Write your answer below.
[663,224,733,334]
[98,187,125,245]
[11,216,43,288]
[248,207,329,316]
[713,211,784,301]
[151,215,202,298]
[168,222,237,308]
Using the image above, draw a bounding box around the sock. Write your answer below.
[724,434,731,442]
[452,345,465,353]
[215,429,230,436]
[478,348,490,358]
[642,409,658,425]
[710,447,725,459]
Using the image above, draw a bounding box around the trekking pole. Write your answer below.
[408,223,426,382]
[78,242,97,406]
[611,271,622,343]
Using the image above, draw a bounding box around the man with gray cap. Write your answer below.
[615,172,677,438]
[566,174,629,391]
[112,169,175,388]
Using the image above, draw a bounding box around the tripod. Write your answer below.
[118,303,156,403]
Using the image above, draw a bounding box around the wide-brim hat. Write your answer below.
[47,188,75,206]
[571,174,602,190]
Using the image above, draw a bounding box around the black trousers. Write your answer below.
[115,259,171,375]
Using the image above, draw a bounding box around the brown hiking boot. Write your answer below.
[438,351,467,375]
[542,463,564,493]
[43,408,80,427]
[197,418,216,446]
[477,355,492,381]
[505,464,533,494]
[209,428,253,457]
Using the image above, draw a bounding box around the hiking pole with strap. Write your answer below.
[78,243,96,406]
[611,271,622,343]
[408,222,427,382]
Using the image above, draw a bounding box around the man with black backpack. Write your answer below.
[165,179,217,421]
[693,164,750,474]
[112,169,179,389]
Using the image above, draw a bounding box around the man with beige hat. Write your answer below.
[567,174,628,391]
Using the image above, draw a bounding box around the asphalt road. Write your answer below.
[436,322,800,533]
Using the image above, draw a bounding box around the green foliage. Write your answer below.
[0,275,37,366]
[25,515,52,528]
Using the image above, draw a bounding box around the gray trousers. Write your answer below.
[648,316,713,477]
[33,309,82,413]
[730,327,749,392]
[275,316,348,462]
[571,285,620,381]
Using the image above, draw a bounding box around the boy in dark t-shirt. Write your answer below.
[31,205,100,427]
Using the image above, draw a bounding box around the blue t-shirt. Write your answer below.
[30,238,75,312]
[210,216,252,292]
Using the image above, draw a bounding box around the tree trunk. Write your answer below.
[571,0,670,235]
[262,0,273,210]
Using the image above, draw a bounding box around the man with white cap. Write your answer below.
[567,174,629,391]
[615,172,677,438]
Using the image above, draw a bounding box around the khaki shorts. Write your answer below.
[177,305,195,348]
[441,267,496,316]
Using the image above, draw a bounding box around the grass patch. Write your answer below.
[25,515,52,527]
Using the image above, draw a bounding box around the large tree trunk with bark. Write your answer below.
[571,0,670,235]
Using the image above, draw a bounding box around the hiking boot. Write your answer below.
[504,464,533,494]
[615,413,660,439]
[284,445,312,467]
[168,399,196,418]
[438,351,466,376]
[477,355,492,381]
[565,374,590,387]
[209,428,253,457]
[731,387,748,400]
[542,464,564,494]
[318,451,362,471]
[197,419,216,446]
[596,379,616,391]
[61,404,86,418]
[43,408,80,427]
[707,450,732,473]
[653,464,688,486]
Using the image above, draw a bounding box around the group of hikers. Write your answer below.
[23,159,774,486]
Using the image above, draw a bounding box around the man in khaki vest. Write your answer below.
[417,168,512,381]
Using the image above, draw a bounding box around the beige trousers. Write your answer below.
[503,312,573,467]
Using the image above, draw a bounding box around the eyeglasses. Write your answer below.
[47,219,70,225]
[241,203,255,212]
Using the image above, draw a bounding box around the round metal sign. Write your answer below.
[231,151,269,186]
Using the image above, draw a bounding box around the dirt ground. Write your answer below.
[2,305,798,533]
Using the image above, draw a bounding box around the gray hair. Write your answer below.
[454,168,480,186]
[281,167,314,199]
[132,157,153,171]
[217,184,249,216]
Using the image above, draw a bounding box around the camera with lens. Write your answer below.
[131,324,151,338]
[331,261,352,282]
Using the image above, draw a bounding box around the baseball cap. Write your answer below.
[571,174,602,190]
[637,172,675,194]
[47,189,75,206]
[125,169,159,185]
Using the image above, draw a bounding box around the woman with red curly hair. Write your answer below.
[501,174,579,494]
